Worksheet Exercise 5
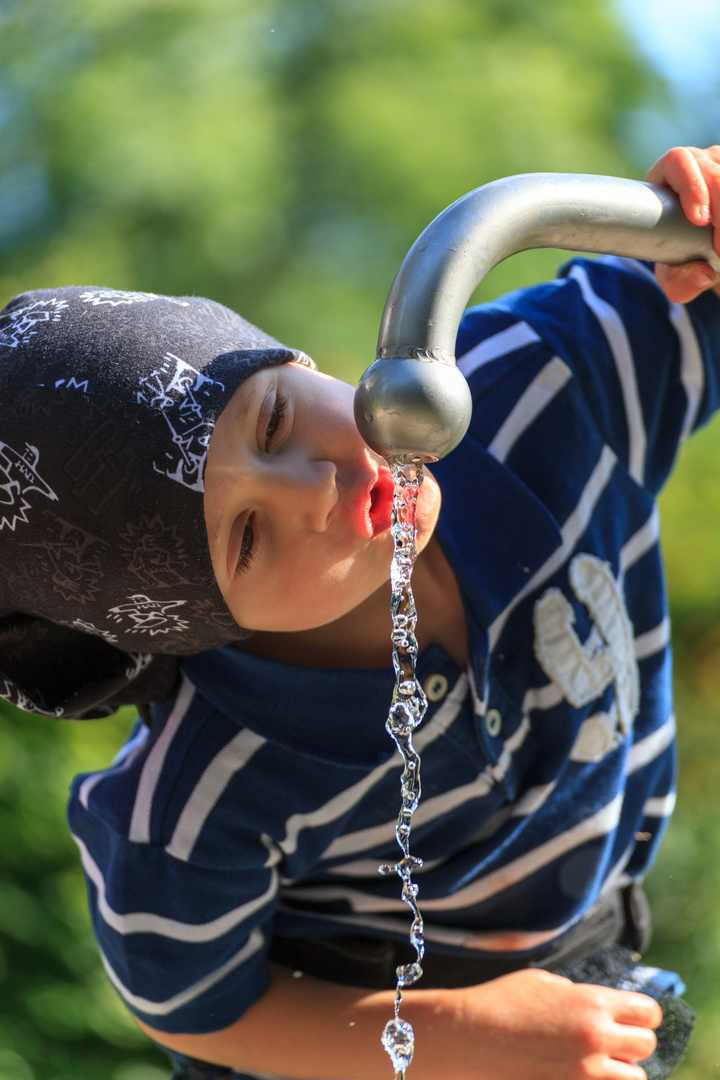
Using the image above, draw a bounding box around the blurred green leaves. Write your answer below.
[1,0,658,381]
[1,2,718,1078]
[0,703,168,1076]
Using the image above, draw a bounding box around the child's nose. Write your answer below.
[273,459,338,532]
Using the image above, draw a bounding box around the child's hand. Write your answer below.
[136,962,663,1080]
[434,968,662,1080]
[646,145,720,303]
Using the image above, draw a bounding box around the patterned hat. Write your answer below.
[0,287,313,718]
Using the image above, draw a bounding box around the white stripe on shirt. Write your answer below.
[619,508,660,576]
[410,794,622,910]
[78,724,150,810]
[279,673,468,858]
[522,681,564,714]
[643,791,676,818]
[568,264,647,483]
[634,617,671,661]
[490,444,617,649]
[627,714,676,775]
[289,796,623,915]
[488,357,572,463]
[322,717,531,862]
[166,729,267,862]
[669,301,705,440]
[100,927,265,1017]
[328,777,559,875]
[73,835,278,942]
[591,257,704,442]
[129,676,196,844]
[458,321,541,377]
[290,905,579,954]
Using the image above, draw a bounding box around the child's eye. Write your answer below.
[265,391,289,450]
[237,513,257,575]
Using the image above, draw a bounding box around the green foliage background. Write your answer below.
[0,1,718,1077]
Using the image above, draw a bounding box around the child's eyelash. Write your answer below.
[236,513,257,576]
[236,391,288,575]
[265,391,289,449]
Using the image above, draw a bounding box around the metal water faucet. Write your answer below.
[354,173,720,462]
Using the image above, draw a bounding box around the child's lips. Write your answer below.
[367,469,395,536]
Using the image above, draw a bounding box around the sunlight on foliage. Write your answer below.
[1,1,718,1077]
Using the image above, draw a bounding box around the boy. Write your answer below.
[2,146,719,1080]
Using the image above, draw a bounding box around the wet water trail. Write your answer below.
[379,455,428,1080]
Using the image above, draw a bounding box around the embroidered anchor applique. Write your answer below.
[0,441,59,531]
[533,554,639,763]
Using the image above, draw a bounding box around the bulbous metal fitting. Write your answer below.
[355,173,720,462]
[353,350,472,463]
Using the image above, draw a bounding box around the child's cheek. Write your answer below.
[415,471,442,551]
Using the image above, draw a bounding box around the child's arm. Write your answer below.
[646,145,720,303]
[136,964,661,1080]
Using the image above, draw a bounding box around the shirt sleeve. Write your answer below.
[67,681,280,1035]
[456,255,720,496]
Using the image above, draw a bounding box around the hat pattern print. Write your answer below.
[0,287,313,718]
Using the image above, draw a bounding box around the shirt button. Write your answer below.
[423,673,449,702]
[485,708,503,738]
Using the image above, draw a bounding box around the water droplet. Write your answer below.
[382,1017,415,1077]
[396,960,423,987]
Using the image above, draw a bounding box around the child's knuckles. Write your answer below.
[673,146,706,178]
[685,172,709,193]
[657,262,713,302]
[575,1014,613,1055]
[663,146,689,167]
[576,1056,602,1080]
[575,1053,626,1080]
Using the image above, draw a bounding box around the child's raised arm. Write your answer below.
[136,963,661,1080]
[646,145,720,303]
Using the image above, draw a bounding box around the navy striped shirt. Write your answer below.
[68,256,720,1035]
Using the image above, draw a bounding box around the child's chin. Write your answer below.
[416,476,441,547]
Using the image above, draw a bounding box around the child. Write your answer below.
[2,145,719,1080]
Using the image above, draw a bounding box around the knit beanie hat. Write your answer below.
[0,287,313,719]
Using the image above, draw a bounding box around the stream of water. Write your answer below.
[379,456,428,1080]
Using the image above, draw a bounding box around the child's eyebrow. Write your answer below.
[203,375,266,557]
[224,372,265,432]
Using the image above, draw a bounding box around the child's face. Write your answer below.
[203,362,441,633]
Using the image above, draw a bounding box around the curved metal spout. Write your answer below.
[354,173,720,461]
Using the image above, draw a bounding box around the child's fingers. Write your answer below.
[655,260,719,304]
[610,990,663,1030]
[694,146,720,258]
[645,145,713,227]
[607,1021,658,1063]
[605,991,661,1074]
[605,1063,654,1080]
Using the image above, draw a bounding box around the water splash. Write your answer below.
[379,455,427,1080]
